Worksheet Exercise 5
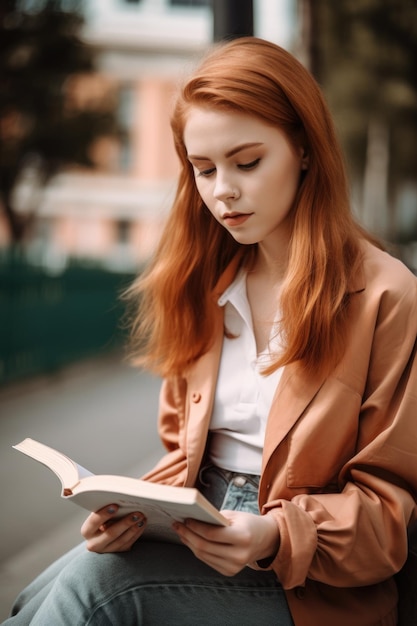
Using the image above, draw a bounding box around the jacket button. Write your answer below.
[191,392,201,403]
[295,586,305,599]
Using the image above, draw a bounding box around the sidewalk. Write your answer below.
[0,352,163,621]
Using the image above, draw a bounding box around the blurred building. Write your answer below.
[10,0,210,272]
[5,0,296,272]
[1,1,294,273]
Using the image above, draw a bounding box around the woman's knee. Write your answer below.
[56,548,117,595]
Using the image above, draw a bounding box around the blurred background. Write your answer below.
[0,0,416,619]
[1,0,416,386]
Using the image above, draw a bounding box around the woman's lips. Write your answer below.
[222,213,252,226]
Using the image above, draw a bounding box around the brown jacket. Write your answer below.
[143,242,417,626]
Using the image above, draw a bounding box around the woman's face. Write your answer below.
[183,106,306,250]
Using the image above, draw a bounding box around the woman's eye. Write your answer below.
[238,158,260,170]
[197,167,216,177]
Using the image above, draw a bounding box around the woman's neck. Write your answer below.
[246,246,288,355]
[251,240,288,286]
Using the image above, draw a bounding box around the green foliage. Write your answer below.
[311,0,417,184]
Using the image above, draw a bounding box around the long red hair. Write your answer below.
[126,37,377,377]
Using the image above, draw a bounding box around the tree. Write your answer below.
[0,0,119,245]
[301,0,417,241]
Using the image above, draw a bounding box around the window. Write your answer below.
[116,84,135,172]
[169,0,210,6]
[116,219,131,244]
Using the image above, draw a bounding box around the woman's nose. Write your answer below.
[213,173,239,201]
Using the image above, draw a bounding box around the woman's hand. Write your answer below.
[173,510,280,576]
[81,504,147,553]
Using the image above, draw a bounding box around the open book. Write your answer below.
[13,438,228,543]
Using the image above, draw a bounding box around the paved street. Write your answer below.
[0,352,164,621]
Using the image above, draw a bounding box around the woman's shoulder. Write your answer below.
[360,240,417,292]
[354,243,417,332]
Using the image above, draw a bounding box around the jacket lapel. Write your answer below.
[262,364,327,469]
[261,244,367,465]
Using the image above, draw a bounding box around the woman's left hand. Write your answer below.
[173,510,280,576]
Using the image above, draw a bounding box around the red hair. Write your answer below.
[127,37,378,377]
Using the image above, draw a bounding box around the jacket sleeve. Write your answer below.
[140,376,189,486]
[263,274,417,589]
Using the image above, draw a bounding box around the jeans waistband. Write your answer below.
[198,464,260,489]
[197,464,261,513]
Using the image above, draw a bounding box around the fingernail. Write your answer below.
[131,514,139,522]
[137,520,144,528]
[107,506,117,514]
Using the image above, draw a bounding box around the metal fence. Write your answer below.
[0,259,136,385]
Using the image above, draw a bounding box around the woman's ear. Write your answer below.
[301,149,309,170]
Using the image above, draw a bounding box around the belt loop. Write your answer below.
[198,463,213,487]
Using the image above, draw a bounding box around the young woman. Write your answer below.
[4,37,417,626]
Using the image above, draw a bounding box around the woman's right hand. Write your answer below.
[81,504,147,553]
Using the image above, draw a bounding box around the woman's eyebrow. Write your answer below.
[187,142,263,161]
[225,142,263,158]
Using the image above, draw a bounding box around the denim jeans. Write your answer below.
[3,467,294,625]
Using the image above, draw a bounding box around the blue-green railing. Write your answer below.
[0,259,136,385]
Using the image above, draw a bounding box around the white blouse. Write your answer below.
[208,270,283,475]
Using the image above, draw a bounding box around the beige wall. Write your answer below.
[135,78,179,180]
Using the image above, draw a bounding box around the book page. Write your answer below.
[75,463,94,479]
